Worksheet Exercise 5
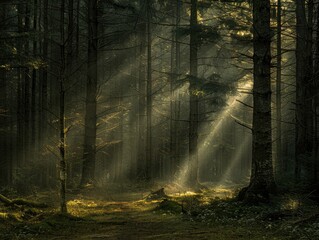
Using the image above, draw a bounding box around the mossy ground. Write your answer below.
[0,183,318,239]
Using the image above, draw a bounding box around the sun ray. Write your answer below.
[175,80,253,186]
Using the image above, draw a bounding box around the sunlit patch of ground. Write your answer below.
[281,196,301,211]
[1,183,319,239]
[67,197,161,219]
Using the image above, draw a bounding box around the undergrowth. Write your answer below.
[155,190,319,240]
[1,185,319,240]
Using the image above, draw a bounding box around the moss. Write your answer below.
[1,189,319,239]
[0,212,20,222]
[146,188,169,201]
[155,199,183,214]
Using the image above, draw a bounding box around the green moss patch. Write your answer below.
[155,199,183,213]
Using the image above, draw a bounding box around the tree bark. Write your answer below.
[42,0,48,145]
[76,0,80,57]
[187,0,200,189]
[137,0,147,180]
[24,2,31,163]
[175,0,181,175]
[146,0,152,180]
[295,0,314,183]
[59,0,67,214]
[81,0,98,187]
[170,13,175,180]
[169,0,181,181]
[66,0,74,183]
[0,4,9,185]
[67,0,74,68]
[239,0,275,203]
[276,0,283,173]
[31,0,38,160]
[313,0,319,182]
[17,0,25,168]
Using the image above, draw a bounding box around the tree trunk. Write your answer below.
[31,0,38,160]
[59,0,67,214]
[170,22,175,180]
[39,0,49,187]
[9,83,14,185]
[187,0,200,189]
[24,2,31,163]
[276,0,282,173]
[313,0,319,182]
[66,0,74,183]
[129,44,138,180]
[145,0,152,181]
[175,0,181,174]
[41,0,48,147]
[0,78,7,185]
[0,4,9,185]
[117,95,124,182]
[17,1,24,168]
[67,0,74,68]
[308,0,315,183]
[169,0,181,181]
[239,0,275,203]
[137,0,147,180]
[81,0,98,187]
[295,0,314,183]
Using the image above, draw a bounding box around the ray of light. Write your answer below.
[217,134,251,185]
[95,82,190,184]
[176,80,253,186]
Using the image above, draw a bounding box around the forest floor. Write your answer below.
[0,182,319,240]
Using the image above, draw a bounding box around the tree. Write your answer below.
[314,0,319,182]
[81,0,98,187]
[23,1,31,163]
[169,0,182,181]
[136,0,147,180]
[40,0,49,151]
[59,0,67,214]
[186,0,200,189]
[276,0,283,172]
[0,4,9,185]
[295,0,314,183]
[146,0,153,180]
[17,0,25,168]
[239,0,275,203]
[30,0,38,159]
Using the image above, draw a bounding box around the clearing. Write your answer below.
[0,183,317,239]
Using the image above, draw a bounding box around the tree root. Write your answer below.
[237,182,275,204]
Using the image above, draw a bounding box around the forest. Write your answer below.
[0,0,318,239]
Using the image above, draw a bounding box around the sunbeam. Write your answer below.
[95,81,190,183]
[217,134,251,185]
[176,79,253,186]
